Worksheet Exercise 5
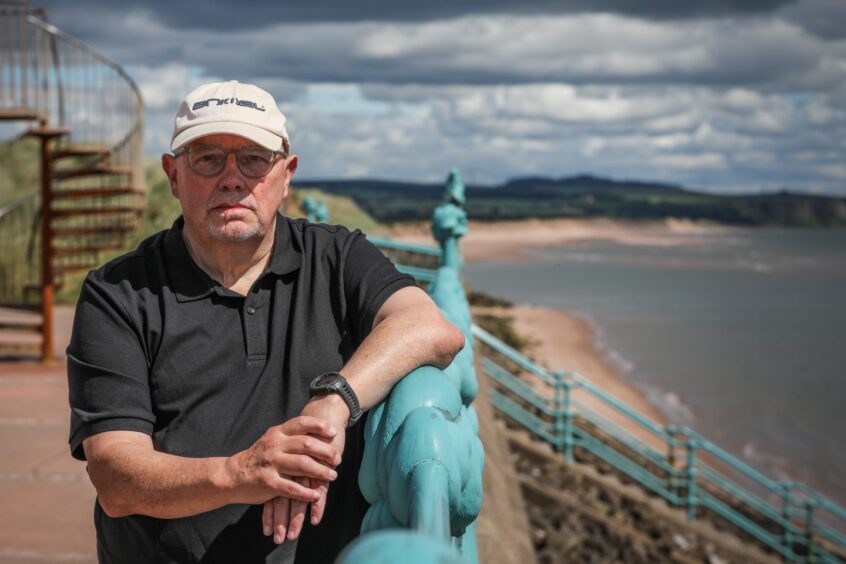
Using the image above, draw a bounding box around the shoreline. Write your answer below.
[391,217,732,263]
[474,304,670,453]
[391,218,704,441]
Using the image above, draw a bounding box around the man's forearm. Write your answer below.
[341,299,464,413]
[87,439,235,519]
[85,418,340,519]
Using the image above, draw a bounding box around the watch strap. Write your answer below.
[309,372,362,427]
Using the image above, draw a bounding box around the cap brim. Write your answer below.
[171,122,285,152]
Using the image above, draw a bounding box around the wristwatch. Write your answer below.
[309,372,362,427]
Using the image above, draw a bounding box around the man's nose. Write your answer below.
[217,153,245,190]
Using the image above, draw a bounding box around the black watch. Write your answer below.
[309,372,362,427]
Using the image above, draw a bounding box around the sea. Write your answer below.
[463,227,846,506]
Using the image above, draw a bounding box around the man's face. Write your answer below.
[162,133,297,243]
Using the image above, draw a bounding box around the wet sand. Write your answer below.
[391,217,727,263]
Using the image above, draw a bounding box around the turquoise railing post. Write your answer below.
[342,169,484,564]
[805,499,817,564]
[315,200,329,223]
[685,432,698,523]
[302,195,318,222]
[553,371,574,462]
[666,425,678,503]
[782,481,795,561]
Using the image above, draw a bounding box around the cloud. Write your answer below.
[40,0,800,30]
[20,1,846,195]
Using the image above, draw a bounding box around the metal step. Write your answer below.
[0,108,47,122]
[51,226,135,237]
[50,165,132,181]
[0,307,42,330]
[52,244,125,257]
[0,329,42,358]
[49,145,109,160]
[26,126,70,138]
[51,206,142,218]
[54,263,99,276]
[51,186,144,199]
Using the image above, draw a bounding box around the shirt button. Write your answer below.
[247,306,256,315]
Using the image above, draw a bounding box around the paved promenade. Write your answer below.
[0,306,97,563]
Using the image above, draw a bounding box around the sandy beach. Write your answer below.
[391,218,715,448]
[392,217,728,262]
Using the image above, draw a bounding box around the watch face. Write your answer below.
[315,373,339,388]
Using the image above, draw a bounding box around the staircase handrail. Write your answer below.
[24,13,144,159]
[0,190,37,220]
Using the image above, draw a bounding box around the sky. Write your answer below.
[36,0,846,194]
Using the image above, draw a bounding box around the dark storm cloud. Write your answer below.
[39,0,798,31]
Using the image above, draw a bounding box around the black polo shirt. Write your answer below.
[67,213,416,564]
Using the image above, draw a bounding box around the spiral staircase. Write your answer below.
[0,3,145,360]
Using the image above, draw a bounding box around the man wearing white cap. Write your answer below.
[66,80,464,563]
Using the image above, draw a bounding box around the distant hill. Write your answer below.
[296,175,846,227]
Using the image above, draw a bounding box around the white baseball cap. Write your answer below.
[170,80,290,153]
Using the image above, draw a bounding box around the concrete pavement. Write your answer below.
[0,305,97,563]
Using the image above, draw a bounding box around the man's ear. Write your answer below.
[161,154,179,197]
[281,155,298,200]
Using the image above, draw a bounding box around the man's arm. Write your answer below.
[328,284,464,416]
[83,416,342,519]
[269,285,465,541]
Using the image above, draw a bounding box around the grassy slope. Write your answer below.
[0,138,40,208]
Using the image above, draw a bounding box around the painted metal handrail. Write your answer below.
[470,323,846,563]
[368,236,443,257]
[341,169,484,563]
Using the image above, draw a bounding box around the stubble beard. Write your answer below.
[207,216,265,242]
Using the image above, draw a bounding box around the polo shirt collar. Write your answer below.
[164,213,302,303]
[267,213,303,276]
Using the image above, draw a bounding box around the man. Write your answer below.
[67,80,464,563]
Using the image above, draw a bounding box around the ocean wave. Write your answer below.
[741,441,798,484]
[641,387,697,425]
[570,311,631,372]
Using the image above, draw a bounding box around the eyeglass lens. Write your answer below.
[188,146,278,178]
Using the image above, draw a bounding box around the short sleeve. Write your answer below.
[67,274,155,461]
[342,232,417,341]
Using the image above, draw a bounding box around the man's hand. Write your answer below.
[263,394,350,544]
[225,415,341,506]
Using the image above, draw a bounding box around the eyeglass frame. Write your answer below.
[172,144,289,178]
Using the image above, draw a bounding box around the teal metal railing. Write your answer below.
[339,170,484,564]
[328,170,845,562]
[472,324,846,563]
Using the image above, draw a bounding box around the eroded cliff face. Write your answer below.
[474,359,537,564]
[504,426,778,564]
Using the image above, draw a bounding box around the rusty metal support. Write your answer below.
[38,133,53,362]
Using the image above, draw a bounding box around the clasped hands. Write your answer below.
[228,394,350,545]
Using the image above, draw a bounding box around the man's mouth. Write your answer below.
[212,202,252,211]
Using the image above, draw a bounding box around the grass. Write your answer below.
[0,137,40,208]
[288,187,390,236]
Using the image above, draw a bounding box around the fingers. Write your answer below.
[288,477,310,541]
[310,480,330,526]
[279,416,338,440]
[271,474,323,503]
[273,496,291,544]
[276,453,338,483]
[286,435,342,467]
[262,500,273,538]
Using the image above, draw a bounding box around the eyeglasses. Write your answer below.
[173,145,288,178]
